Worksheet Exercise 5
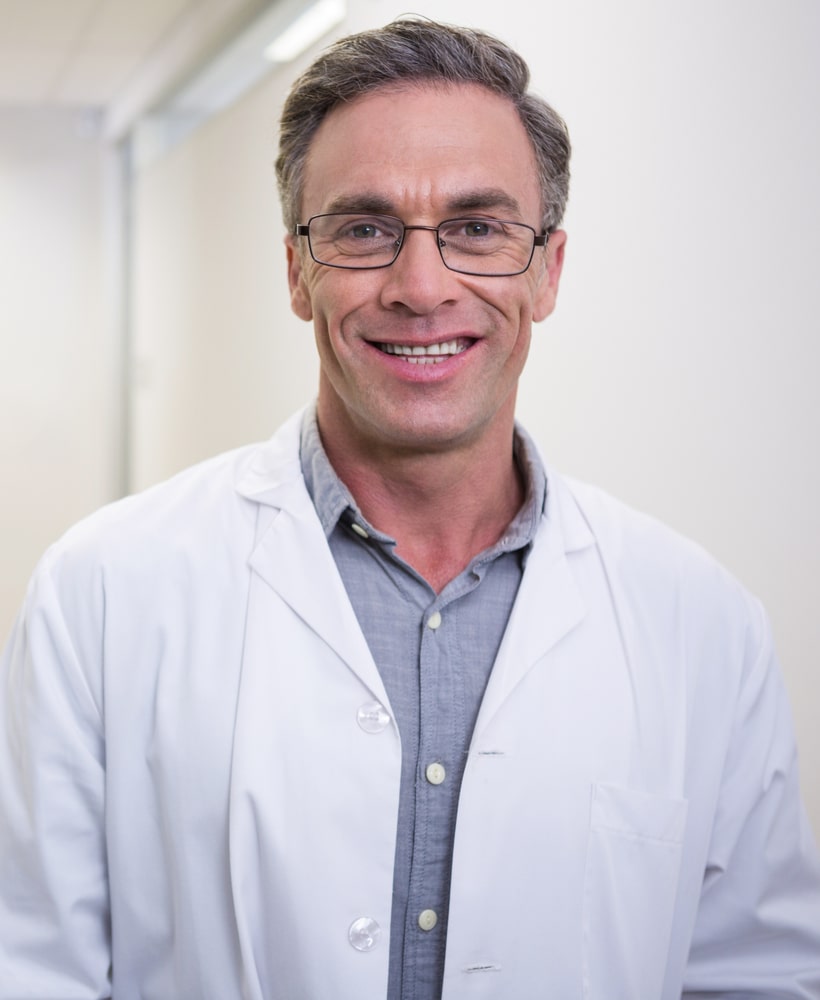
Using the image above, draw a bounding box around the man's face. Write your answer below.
[286,82,565,460]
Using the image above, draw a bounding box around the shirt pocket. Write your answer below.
[582,782,688,1000]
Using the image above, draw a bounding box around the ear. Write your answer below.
[532,229,567,323]
[286,236,313,322]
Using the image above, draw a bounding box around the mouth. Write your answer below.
[374,338,473,365]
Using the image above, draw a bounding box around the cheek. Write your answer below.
[508,316,533,366]
[294,269,337,329]
[481,278,542,333]
[313,274,384,332]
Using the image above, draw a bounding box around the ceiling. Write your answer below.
[0,0,268,109]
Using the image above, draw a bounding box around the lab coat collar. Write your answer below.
[233,409,306,510]
[235,409,390,706]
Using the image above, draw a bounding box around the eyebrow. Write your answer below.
[446,188,524,218]
[323,194,396,216]
[321,187,525,220]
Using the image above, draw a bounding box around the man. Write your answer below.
[1,16,819,1000]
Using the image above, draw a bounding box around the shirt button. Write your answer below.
[357,701,391,734]
[351,523,369,539]
[425,762,446,785]
[348,916,381,951]
[427,610,442,630]
[418,909,438,932]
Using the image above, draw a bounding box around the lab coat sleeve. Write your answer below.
[682,597,820,998]
[0,544,112,999]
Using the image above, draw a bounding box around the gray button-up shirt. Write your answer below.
[300,409,547,999]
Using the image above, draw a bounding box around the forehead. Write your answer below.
[300,82,542,221]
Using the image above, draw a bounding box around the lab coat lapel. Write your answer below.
[473,474,594,737]
[250,500,389,703]
[235,416,388,703]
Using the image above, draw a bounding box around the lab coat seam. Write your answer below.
[590,823,686,847]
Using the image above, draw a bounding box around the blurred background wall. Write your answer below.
[1,0,818,835]
[0,106,117,628]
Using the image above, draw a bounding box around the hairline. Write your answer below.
[297,80,543,227]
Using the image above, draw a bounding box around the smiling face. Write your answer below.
[286,82,565,464]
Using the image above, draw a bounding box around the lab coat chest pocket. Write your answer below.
[582,782,688,1000]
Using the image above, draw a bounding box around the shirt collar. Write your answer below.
[299,405,359,538]
[299,405,547,555]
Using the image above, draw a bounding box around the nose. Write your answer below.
[378,226,460,314]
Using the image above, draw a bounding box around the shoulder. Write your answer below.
[548,470,768,653]
[561,475,727,574]
[51,444,258,568]
[550,474,732,584]
[36,411,307,595]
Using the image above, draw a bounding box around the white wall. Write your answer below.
[129,65,318,491]
[130,0,820,834]
[0,109,118,640]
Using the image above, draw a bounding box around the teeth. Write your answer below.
[379,339,468,361]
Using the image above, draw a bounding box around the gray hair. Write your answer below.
[275,17,570,233]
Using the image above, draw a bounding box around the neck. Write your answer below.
[317,404,524,593]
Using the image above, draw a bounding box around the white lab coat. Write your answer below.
[1,409,819,1000]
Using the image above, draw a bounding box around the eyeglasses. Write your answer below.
[294,213,550,277]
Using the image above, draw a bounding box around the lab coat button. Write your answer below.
[348,916,381,951]
[357,701,391,734]
[427,611,442,630]
[425,762,446,785]
[418,909,438,931]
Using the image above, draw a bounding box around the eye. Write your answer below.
[333,216,401,242]
[349,222,380,239]
[441,219,507,242]
[439,218,508,254]
[322,215,403,260]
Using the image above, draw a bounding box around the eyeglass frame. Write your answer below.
[293,213,552,277]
